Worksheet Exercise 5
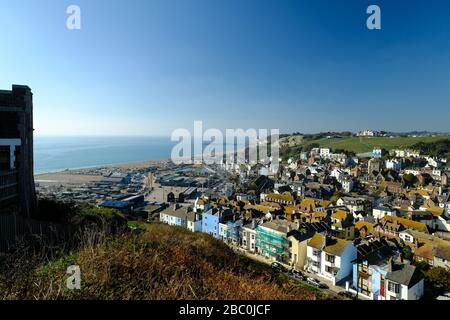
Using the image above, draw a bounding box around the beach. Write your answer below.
[35,159,167,187]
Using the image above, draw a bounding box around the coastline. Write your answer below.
[34,159,169,186]
[34,143,251,186]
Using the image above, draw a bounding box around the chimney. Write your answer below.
[387,257,393,272]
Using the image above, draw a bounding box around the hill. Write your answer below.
[0,222,327,300]
[280,135,450,160]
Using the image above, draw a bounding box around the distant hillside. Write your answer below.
[280,135,450,160]
[0,222,327,300]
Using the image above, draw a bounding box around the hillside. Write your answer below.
[281,135,450,160]
[0,222,326,300]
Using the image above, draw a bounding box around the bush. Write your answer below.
[0,223,325,300]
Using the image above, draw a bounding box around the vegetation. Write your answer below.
[411,139,450,160]
[279,134,450,161]
[0,221,327,300]
[35,199,127,233]
[424,267,450,298]
[415,263,450,299]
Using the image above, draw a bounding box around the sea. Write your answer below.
[34,136,177,174]
[34,136,247,174]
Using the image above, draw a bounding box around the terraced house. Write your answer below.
[306,234,357,286]
[255,219,297,263]
[264,192,295,206]
[160,204,191,228]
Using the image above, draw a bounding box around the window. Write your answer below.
[325,254,335,263]
[388,281,400,294]
[325,266,335,274]
[0,146,10,171]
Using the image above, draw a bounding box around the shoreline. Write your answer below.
[34,158,169,186]
[35,144,251,175]
[34,157,170,176]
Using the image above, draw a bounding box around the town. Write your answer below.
[34,130,450,300]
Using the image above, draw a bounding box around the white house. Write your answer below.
[320,148,331,158]
[241,219,260,253]
[399,230,415,243]
[160,204,190,228]
[187,212,202,232]
[194,197,211,213]
[337,197,367,214]
[331,168,345,181]
[306,234,357,286]
[405,169,421,176]
[385,263,424,300]
[385,159,402,171]
[341,176,354,193]
[373,205,397,220]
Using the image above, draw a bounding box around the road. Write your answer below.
[229,245,365,299]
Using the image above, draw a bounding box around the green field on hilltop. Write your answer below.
[281,135,450,157]
[309,135,450,153]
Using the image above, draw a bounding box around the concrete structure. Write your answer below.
[0,85,36,217]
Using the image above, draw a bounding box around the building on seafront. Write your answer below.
[0,85,36,217]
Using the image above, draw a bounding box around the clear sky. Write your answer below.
[1,0,449,136]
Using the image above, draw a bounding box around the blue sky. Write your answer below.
[0,0,449,136]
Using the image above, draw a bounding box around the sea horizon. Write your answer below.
[34,135,248,174]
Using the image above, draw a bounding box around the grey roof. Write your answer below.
[386,263,423,288]
[162,206,190,220]
[260,219,297,234]
[287,229,315,242]
[186,211,201,222]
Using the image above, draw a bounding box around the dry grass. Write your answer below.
[0,223,323,300]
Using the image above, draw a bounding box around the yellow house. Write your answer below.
[288,229,315,270]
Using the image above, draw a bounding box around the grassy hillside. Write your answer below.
[0,222,327,300]
[281,135,450,158]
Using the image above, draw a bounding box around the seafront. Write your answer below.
[34,158,226,216]
[35,159,168,186]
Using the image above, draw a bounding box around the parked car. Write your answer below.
[307,277,329,289]
[306,277,320,286]
[271,262,288,273]
[318,283,329,290]
[290,269,306,280]
[338,291,355,299]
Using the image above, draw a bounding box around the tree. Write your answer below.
[403,173,417,187]
[424,267,450,298]
[402,246,413,260]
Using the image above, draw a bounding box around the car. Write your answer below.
[318,283,329,289]
[306,277,328,289]
[306,277,320,287]
[338,291,355,299]
[290,269,306,280]
[271,262,288,273]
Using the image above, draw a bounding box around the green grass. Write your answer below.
[294,135,450,154]
[0,223,330,300]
